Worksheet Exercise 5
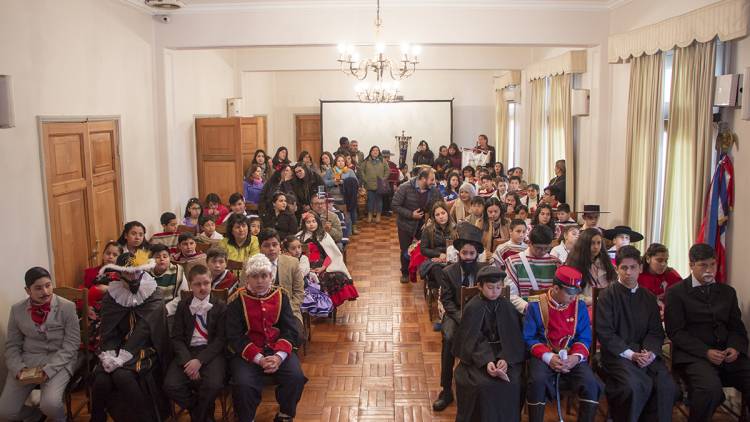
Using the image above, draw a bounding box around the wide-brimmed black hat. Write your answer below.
[575,204,610,214]
[453,222,484,255]
[603,225,644,243]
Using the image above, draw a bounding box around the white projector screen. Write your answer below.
[320,100,453,161]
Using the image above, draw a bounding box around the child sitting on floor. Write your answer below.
[297,212,358,307]
[282,236,333,317]
[150,212,180,253]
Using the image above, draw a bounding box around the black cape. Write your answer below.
[452,295,526,422]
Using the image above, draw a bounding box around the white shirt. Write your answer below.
[550,244,570,264]
[189,296,213,347]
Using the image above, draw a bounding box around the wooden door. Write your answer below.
[196,118,243,204]
[42,120,123,287]
[240,116,266,176]
[296,114,321,164]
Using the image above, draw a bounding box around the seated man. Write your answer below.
[311,195,343,246]
[665,243,750,422]
[258,228,305,337]
[164,264,227,421]
[91,250,170,422]
[0,267,80,422]
[504,224,560,314]
[452,266,526,422]
[596,246,676,422]
[523,266,602,422]
[432,223,488,411]
[226,254,307,422]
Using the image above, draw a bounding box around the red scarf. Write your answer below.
[29,301,51,325]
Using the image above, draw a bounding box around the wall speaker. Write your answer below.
[571,89,590,116]
[742,68,750,120]
[0,75,14,128]
[227,97,242,117]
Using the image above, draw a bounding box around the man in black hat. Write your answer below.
[603,226,643,263]
[523,265,602,422]
[665,243,750,422]
[452,266,526,421]
[432,223,488,411]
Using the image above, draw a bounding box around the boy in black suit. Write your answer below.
[163,264,227,421]
[665,243,750,422]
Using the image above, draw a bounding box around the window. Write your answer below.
[507,102,518,168]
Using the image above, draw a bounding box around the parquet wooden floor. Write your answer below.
[68,215,737,421]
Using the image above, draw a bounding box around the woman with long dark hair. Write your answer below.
[565,228,617,305]
[447,142,462,170]
[419,202,457,289]
[412,140,435,167]
[261,191,298,239]
[291,163,324,213]
[271,146,291,172]
[258,164,294,215]
[531,203,556,234]
[250,149,271,181]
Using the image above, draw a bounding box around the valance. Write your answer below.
[494,70,521,90]
[525,50,587,81]
[608,0,748,63]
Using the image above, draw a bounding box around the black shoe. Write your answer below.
[273,413,293,422]
[432,390,454,411]
[400,274,409,283]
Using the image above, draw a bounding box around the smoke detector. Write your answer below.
[145,0,185,10]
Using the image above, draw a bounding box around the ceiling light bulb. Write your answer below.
[411,45,422,56]
[351,52,360,62]
[376,43,386,54]
[337,43,346,54]
[400,43,410,54]
[346,44,355,54]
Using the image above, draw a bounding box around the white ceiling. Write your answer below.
[173,0,630,10]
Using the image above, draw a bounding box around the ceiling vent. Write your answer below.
[145,0,185,10]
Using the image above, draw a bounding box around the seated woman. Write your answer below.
[449,183,476,224]
[0,267,80,422]
[226,254,307,422]
[244,164,265,208]
[291,163,324,214]
[453,266,526,422]
[297,212,358,307]
[219,213,260,265]
[261,191,298,239]
[419,202,457,289]
[91,250,170,422]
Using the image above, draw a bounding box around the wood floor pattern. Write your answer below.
[69,215,738,421]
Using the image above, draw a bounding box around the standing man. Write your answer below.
[432,223,488,412]
[349,139,365,165]
[596,246,676,422]
[665,243,750,422]
[0,267,80,422]
[392,168,441,283]
[335,136,350,157]
[523,266,602,422]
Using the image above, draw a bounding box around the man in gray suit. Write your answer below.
[0,267,80,422]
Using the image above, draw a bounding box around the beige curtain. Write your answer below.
[548,73,573,205]
[662,40,715,274]
[624,53,663,247]
[529,78,547,185]
[495,90,509,167]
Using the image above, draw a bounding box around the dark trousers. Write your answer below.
[440,316,458,392]
[230,353,307,420]
[397,227,414,276]
[603,358,676,422]
[163,346,226,421]
[527,358,602,403]
[383,192,393,213]
[91,368,156,422]
[677,355,750,422]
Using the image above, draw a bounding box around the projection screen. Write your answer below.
[320,100,453,161]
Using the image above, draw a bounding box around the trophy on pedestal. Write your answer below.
[395,130,412,168]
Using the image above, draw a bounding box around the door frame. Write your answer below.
[36,115,125,280]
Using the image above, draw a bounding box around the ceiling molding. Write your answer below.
[120,0,632,15]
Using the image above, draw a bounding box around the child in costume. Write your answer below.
[282,236,333,317]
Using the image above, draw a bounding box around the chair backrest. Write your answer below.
[460,286,480,314]
[226,260,244,271]
[53,287,90,359]
[246,203,259,213]
[215,224,227,235]
[195,242,213,253]
[177,225,197,235]
[179,288,230,303]
[529,288,549,297]
[502,285,511,299]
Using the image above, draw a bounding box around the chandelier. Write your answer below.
[336,0,421,102]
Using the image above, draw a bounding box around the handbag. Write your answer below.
[376,177,390,195]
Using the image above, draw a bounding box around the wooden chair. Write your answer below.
[179,288,230,303]
[245,203,259,214]
[226,260,244,273]
[177,225,197,235]
[529,288,549,297]
[215,224,227,235]
[195,242,213,253]
[53,287,91,420]
[301,311,312,355]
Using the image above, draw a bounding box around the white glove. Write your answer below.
[117,350,134,365]
[98,351,118,373]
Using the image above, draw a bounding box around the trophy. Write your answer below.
[395,130,412,167]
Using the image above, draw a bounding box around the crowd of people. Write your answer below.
[1,134,747,422]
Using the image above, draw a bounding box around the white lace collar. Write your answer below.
[108,273,158,307]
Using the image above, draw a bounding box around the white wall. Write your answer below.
[0,0,159,378]
[163,49,239,212]
[241,69,499,157]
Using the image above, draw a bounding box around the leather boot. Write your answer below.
[432,389,453,411]
[375,213,381,223]
[578,400,598,422]
[527,403,546,422]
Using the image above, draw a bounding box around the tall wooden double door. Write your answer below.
[41,120,123,287]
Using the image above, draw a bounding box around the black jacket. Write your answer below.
[392,178,442,235]
[439,262,488,323]
[262,210,298,239]
[412,150,435,167]
[171,293,227,366]
[665,277,749,365]
[420,223,455,259]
